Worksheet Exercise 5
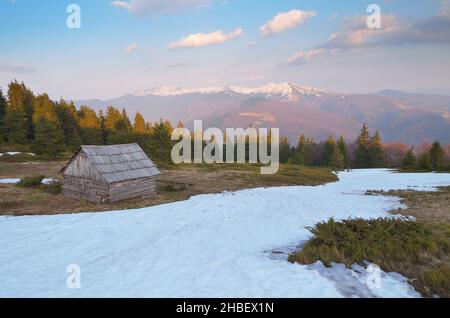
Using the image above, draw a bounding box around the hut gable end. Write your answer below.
[61,144,160,203]
[63,150,103,182]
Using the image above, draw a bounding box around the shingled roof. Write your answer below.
[61,143,160,184]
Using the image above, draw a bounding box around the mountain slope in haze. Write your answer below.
[75,83,450,145]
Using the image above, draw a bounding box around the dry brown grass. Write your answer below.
[0,161,337,216]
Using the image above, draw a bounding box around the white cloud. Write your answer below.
[287,48,324,64]
[260,10,317,36]
[125,43,139,54]
[111,0,211,15]
[169,28,244,49]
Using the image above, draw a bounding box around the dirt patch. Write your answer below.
[367,187,450,223]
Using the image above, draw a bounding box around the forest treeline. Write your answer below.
[0,80,449,171]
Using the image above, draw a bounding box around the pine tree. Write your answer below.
[133,112,147,134]
[22,83,35,140]
[324,135,336,166]
[32,94,65,159]
[0,88,7,143]
[429,141,445,170]
[368,130,384,167]
[5,81,28,144]
[337,136,349,168]
[329,146,345,169]
[292,134,306,165]
[149,119,174,164]
[98,110,107,144]
[355,123,371,168]
[402,148,417,168]
[78,105,103,145]
[56,99,82,148]
[104,106,122,132]
[418,153,432,170]
[279,137,291,164]
[33,119,65,159]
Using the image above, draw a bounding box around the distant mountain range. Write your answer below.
[75,83,450,145]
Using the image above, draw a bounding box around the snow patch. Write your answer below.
[0,178,55,184]
[0,169,449,297]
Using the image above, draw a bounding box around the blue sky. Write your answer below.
[0,0,449,99]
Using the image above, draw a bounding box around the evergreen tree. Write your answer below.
[33,119,65,159]
[292,134,306,165]
[402,148,417,168]
[55,99,82,148]
[329,146,345,169]
[429,141,446,170]
[149,119,173,164]
[355,123,371,168]
[0,88,7,143]
[368,130,384,167]
[32,94,65,159]
[133,112,147,134]
[22,83,35,140]
[98,110,107,144]
[418,153,432,170]
[104,106,122,132]
[5,80,28,143]
[279,137,291,164]
[324,135,336,166]
[337,136,349,168]
[121,109,132,131]
[78,105,103,145]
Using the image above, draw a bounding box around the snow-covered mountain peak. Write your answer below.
[132,83,332,99]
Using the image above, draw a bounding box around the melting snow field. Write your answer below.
[0,169,449,298]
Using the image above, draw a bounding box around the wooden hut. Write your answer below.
[60,143,160,203]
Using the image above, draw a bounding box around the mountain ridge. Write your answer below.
[75,83,450,145]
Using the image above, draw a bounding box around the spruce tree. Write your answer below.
[429,141,445,170]
[329,146,345,169]
[368,130,384,167]
[22,83,35,140]
[5,81,28,144]
[0,88,7,143]
[418,153,432,170]
[56,99,82,148]
[78,106,103,145]
[279,137,291,164]
[32,94,65,159]
[134,112,147,134]
[337,136,349,168]
[324,135,336,166]
[402,148,417,168]
[292,134,306,165]
[355,123,371,168]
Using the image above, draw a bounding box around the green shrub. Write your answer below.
[41,182,62,194]
[289,218,450,297]
[16,176,45,187]
[163,184,186,192]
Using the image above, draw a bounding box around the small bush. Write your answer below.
[41,182,62,194]
[163,184,186,192]
[17,176,45,187]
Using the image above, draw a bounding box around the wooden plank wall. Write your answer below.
[62,175,157,203]
[108,176,157,203]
